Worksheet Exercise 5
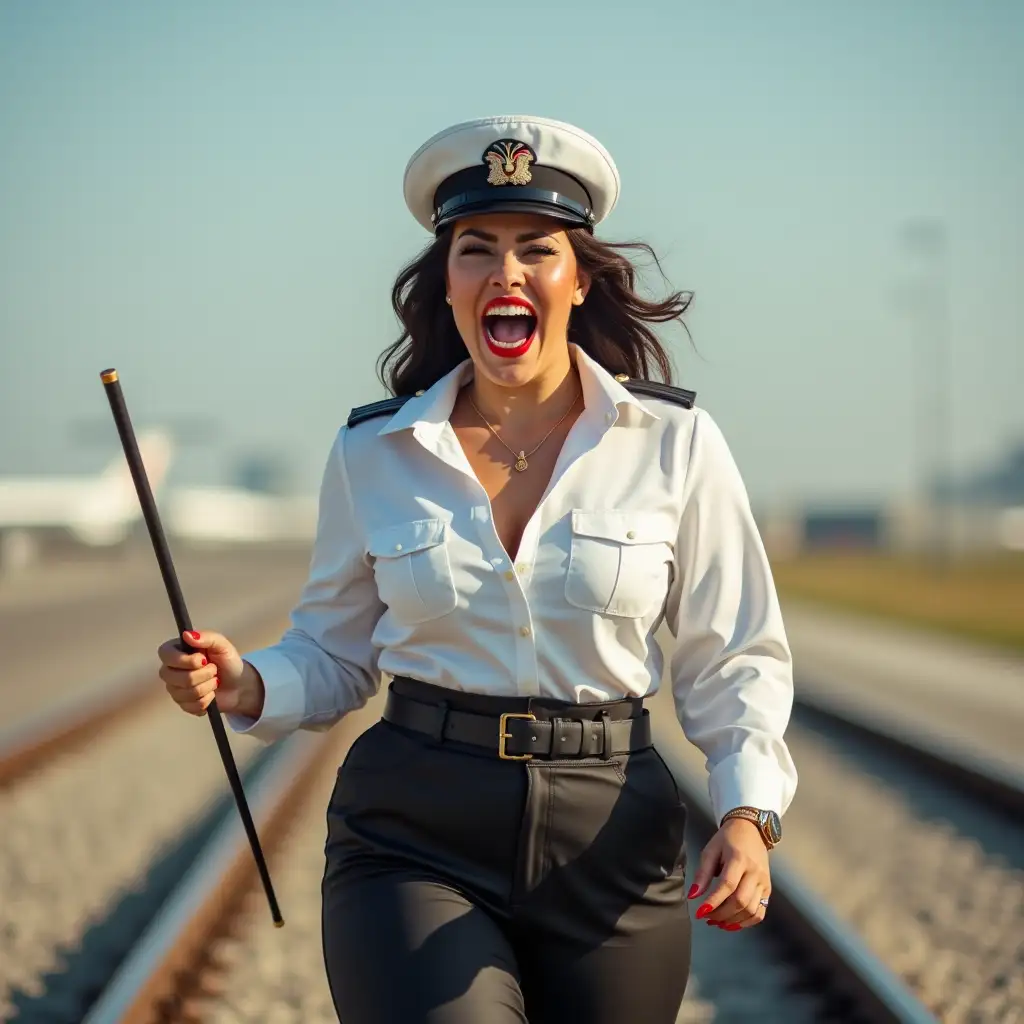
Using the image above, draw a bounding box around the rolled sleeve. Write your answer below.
[665,409,798,823]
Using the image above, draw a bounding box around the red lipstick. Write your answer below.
[481,296,538,360]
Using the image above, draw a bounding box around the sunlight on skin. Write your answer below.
[445,212,589,432]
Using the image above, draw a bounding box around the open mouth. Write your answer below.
[481,297,538,359]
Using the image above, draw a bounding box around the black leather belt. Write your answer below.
[382,687,652,761]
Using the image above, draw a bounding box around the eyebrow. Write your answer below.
[456,228,553,243]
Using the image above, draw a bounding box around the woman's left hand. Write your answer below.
[688,818,771,931]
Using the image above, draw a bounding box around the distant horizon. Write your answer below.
[1,0,1020,508]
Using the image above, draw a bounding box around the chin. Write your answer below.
[478,361,538,389]
[474,340,544,387]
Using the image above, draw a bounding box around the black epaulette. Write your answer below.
[347,395,412,428]
[617,376,697,409]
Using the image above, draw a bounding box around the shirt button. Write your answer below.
[515,562,529,574]
[625,530,636,540]
[395,543,403,551]
[519,626,531,638]
[503,569,515,581]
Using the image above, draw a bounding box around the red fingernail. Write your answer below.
[201,658,208,667]
[186,631,199,641]
[696,903,712,920]
[726,924,742,931]
[687,884,700,899]
[214,677,220,688]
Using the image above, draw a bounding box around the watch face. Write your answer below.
[761,810,783,845]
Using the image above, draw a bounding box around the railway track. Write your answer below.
[654,723,939,1024]
[5,589,1018,1022]
[0,602,291,790]
[70,694,956,1024]
[773,693,1024,1022]
[81,729,339,1024]
[78,701,378,1024]
[0,545,313,727]
[792,688,1024,820]
[0,591,299,1024]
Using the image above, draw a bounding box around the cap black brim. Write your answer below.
[432,165,595,235]
[435,196,592,233]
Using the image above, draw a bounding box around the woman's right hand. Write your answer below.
[157,629,264,719]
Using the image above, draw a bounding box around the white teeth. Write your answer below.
[486,334,532,348]
[482,303,536,348]
[485,304,534,317]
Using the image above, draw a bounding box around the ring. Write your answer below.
[759,898,770,907]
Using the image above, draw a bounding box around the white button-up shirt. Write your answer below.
[232,346,797,821]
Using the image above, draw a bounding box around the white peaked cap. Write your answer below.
[403,114,621,234]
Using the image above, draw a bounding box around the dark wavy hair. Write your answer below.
[376,226,693,397]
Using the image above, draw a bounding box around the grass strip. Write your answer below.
[770,551,1024,654]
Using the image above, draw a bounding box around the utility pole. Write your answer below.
[900,217,953,566]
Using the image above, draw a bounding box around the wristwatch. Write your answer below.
[720,806,782,850]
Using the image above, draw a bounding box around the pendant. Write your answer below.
[514,451,529,472]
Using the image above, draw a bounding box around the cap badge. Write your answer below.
[483,139,535,187]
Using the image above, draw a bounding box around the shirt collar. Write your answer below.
[375,344,660,436]
[573,345,660,428]
[376,358,473,436]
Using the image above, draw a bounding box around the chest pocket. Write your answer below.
[565,510,675,619]
[367,518,458,625]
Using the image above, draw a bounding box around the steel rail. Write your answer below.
[0,604,289,789]
[793,687,1024,819]
[81,729,336,1024]
[651,717,939,1024]
[74,698,953,1023]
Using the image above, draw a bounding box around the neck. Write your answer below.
[469,347,579,432]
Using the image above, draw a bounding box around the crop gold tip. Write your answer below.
[274,919,285,928]
[100,369,118,384]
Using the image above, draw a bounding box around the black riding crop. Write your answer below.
[99,367,284,927]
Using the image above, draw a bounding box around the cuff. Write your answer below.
[707,751,796,825]
[224,647,306,743]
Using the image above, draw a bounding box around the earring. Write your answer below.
[445,295,452,305]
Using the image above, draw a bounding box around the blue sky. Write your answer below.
[0,0,1020,506]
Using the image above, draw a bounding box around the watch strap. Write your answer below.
[721,806,760,826]
[721,806,776,849]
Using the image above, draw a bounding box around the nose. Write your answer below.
[489,249,525,291]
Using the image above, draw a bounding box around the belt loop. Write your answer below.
[430,700,450,744]
[550,718,569,759]
[599,710,612,760]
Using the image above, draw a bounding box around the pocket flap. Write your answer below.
[571,510,675,546]
[367,518,447,558]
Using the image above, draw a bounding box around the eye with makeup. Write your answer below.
[455,241,557,258]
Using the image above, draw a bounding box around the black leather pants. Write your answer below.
[321,688,691,1023]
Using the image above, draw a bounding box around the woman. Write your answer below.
[158,114,797,1023]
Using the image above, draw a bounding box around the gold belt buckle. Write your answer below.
[498,712,536,760]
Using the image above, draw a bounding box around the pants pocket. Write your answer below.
[338,720,427,778]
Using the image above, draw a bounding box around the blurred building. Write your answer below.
[757,438,1024,558]
[933,441,1024,507]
